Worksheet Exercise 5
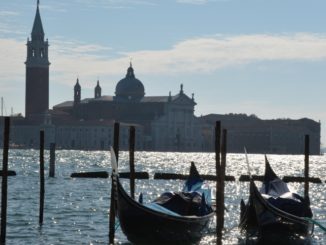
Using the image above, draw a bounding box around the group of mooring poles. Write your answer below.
[0,117,56,244]
[108,122,137,244]
[106,121,228,244]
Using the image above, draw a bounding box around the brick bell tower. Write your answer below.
[25,0,50,118]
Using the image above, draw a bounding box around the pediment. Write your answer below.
[172,94,195,105]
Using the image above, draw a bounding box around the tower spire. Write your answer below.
[32,0,44,41]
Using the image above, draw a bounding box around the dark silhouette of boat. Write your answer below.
[110,149,214,244]
[239,156,314,240]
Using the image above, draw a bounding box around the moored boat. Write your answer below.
[110,148,214,244]
[239,156,314,239]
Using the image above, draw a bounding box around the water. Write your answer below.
[1,150,326,244]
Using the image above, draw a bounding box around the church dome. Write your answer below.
[115,64,145,101]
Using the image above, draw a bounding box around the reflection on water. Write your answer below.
[0,150,325,244]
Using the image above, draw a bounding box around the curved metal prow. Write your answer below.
[189,161,201,179]
[264,155,278,182]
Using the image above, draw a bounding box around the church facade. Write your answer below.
[0,1,321,154]
[52,64,202,151]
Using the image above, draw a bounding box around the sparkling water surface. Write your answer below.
[1,150,326,244]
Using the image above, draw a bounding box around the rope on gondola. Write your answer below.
[304,217,326,232]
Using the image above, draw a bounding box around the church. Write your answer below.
[0,1,321,154]
[51,64,203,151]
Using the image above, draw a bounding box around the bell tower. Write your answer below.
[25,0,50,118]
[74,78,81,105]
[94,80,101,98]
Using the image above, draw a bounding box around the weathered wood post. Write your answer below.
[49,143,56,177]
[129,126,136,199]
[304,134,309,199]
[220,129,227,231]
[215,121,222,243]
[1,117,10,244]
[109,122,120,244]
[39,130,45,225]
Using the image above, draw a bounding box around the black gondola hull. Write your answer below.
[116,180,213,244]
[251,180,313,237]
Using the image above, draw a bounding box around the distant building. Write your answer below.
[52,66,200,151]
[200,114,321,155]
[0,1,321,154]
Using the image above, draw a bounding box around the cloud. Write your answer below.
[124,33,326,73]
[1,33,326,88]
[51,38,112,56]
[0,11,20,17]
[176,0,228,4]
[0,23,25,36]
[40,4,67,13]
[0,39,25,81]
[72,0,157,9]
[177,0,211,4]
[0,9,24,36]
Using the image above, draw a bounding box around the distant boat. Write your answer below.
[239,156,314,239]
[110,149,214,244]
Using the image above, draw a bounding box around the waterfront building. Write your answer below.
[200,114,321,155]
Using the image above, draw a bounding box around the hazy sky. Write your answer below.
[0,0,326,144]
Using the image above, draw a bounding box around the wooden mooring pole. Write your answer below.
[220,129,227,232]
[1,117,10,244]
[129,126,136,199]
[39,130,45,225]
[215,121,222,243]
[109,122,120,244]
[49,143,56,177]
[304,134,310,199]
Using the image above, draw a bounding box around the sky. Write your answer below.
[0,0,326,145]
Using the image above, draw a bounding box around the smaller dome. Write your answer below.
[115,64,145,101]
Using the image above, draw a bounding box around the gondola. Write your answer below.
[110,148,214,244]
[239,156,314,239]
